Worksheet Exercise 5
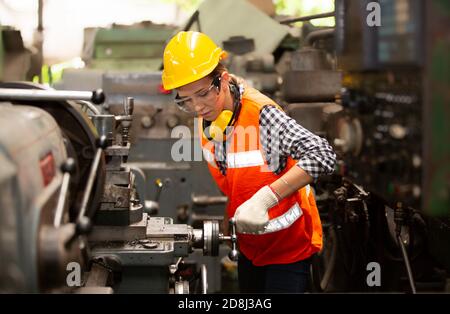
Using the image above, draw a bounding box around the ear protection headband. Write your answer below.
[202,81,242,142]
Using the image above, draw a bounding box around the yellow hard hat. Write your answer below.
[162,31,228,90]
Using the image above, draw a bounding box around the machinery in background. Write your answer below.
[308,0,450,293]
[222,35,280,97]
[0,83,237,293]
[0,24,40,82]
[280,26,342,138]
[81,22,175,72]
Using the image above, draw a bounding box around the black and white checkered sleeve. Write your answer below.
[260,106,336,180]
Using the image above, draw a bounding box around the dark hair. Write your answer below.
[208,62,238,85]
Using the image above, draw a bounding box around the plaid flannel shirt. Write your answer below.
[214,105,336,180]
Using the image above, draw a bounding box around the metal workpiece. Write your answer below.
[127,166,158,216]
[191,194,228,206]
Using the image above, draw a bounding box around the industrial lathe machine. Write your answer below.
[0,82,237,293]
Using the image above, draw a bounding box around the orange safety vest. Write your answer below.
[200,87,322,266]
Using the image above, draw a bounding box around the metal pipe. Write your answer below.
[219,234,231,241]
[0,88,105,104]
[192,195,228,206]
[397,234,417,294]
[280,12,335,25]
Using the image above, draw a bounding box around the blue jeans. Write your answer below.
[238,252,311,293]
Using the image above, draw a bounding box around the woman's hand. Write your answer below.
[234,186,278,234]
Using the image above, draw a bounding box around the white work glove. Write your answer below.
[234,185,279,234]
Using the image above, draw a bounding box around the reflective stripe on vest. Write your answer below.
[227,150,264,168]
[263,202,303,234]
[202,148,216,167]
[305,184,311,197]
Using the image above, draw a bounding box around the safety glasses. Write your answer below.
[174,76,221,113]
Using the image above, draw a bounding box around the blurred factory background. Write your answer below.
[0,0,449,294]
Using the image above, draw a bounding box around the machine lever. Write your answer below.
[54,158,75,227]
[65,135,107,248]
[169,257,183,275]
[154,178,164,202]
[77,135,107,221]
